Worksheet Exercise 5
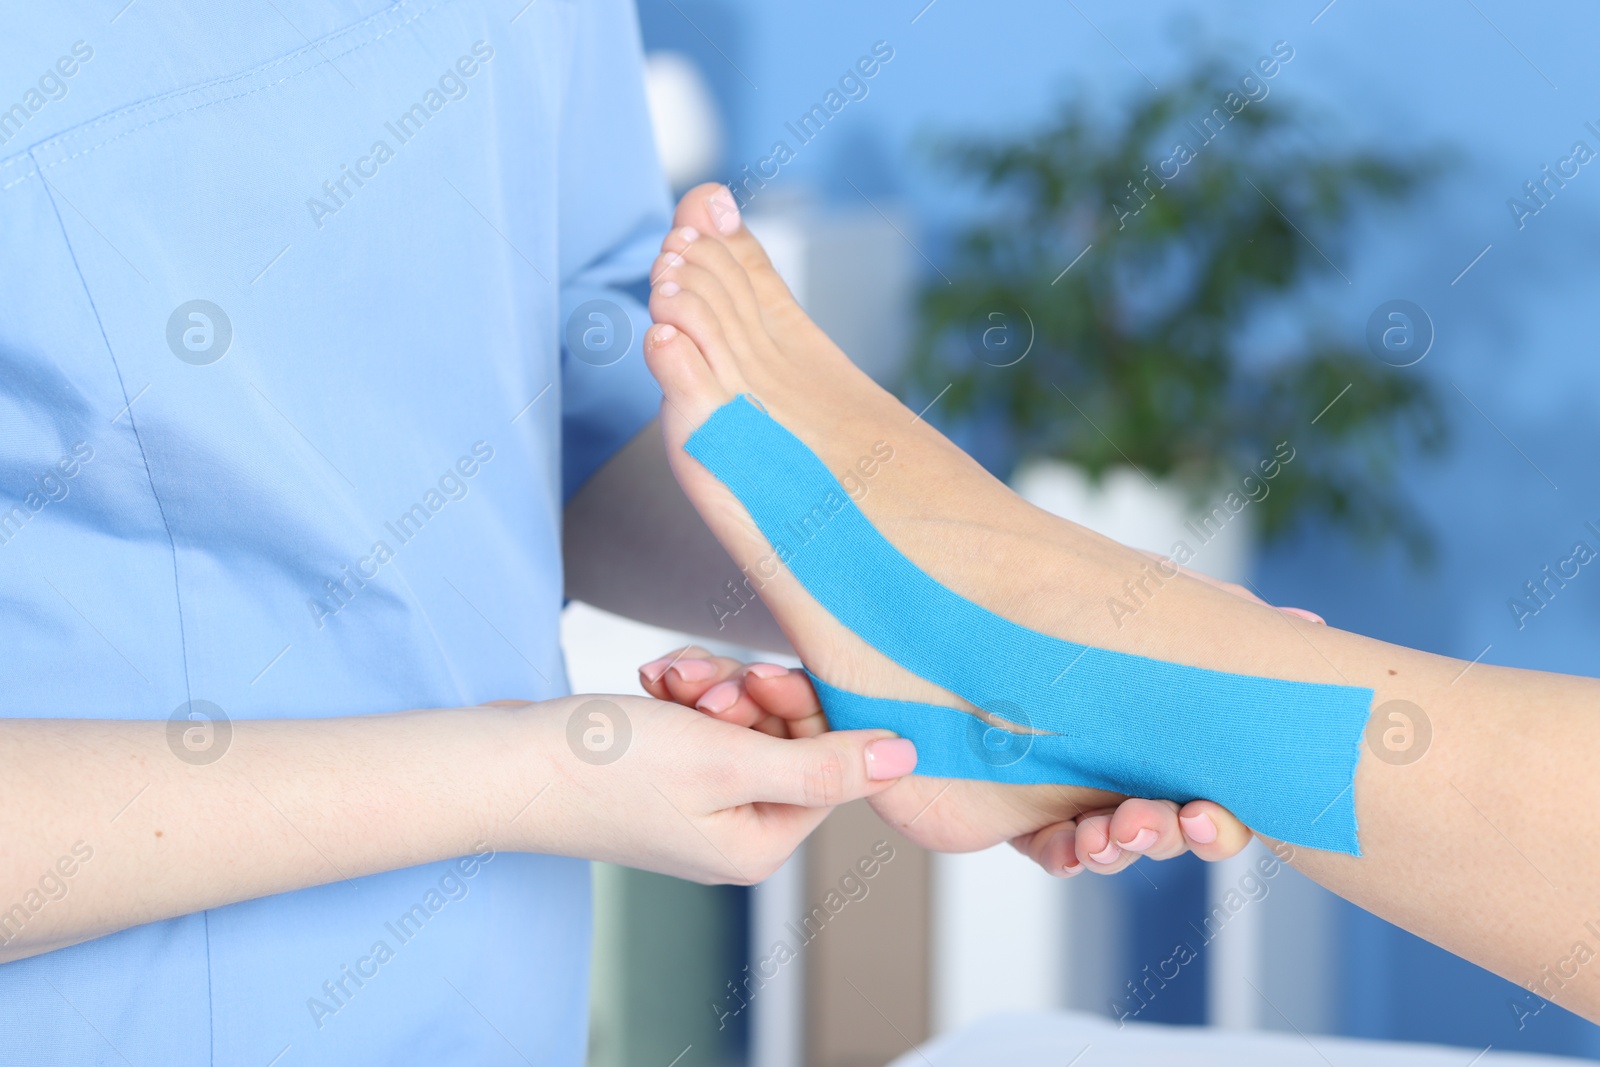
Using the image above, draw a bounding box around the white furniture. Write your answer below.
[892,1011,1586,1067]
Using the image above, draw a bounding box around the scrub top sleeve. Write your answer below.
[556,0,675,501]
[559,264,664,503]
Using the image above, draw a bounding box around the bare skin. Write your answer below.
[636,647,1253,876]
[569,422,1260,871]
[0,421,927,965]
[640,181,1600,1022]
[0,696,916,963]
[564,417,791,651]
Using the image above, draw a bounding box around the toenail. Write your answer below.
[669,658,716,682]
[659,280,681,296]
[678,226,700,243]
[744,663,789,680]
[651,323,678,346]
[1089,842,1121,865]
[708,186,742,235]
[1118,828,1159,853]
[696,680,740,714]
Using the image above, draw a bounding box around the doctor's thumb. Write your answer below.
[748,730,918,810]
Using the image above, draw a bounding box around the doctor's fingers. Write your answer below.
[637,647,770,727]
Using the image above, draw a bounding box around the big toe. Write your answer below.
[674,182,744,239]
[671,184,793,306]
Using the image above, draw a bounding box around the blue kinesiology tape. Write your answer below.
[685,396,1373,854]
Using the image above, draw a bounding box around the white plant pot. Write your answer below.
[1010,459,1255,585]
[932,458,1300,1032]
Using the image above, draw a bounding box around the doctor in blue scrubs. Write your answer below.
[0,2,914,1063]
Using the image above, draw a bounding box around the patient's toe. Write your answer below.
[672,183,801,312]
[642,320,729,429]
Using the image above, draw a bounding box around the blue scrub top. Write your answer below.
[0,1,669,1063]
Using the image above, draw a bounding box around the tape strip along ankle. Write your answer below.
[685,396,1373,854]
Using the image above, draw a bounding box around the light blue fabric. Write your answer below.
[685,397,1374,854]
[0,1,669,1064]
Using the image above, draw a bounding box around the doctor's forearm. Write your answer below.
[563,419,792,653]
[0,705,548,963]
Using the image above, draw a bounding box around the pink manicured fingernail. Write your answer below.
[1180,812,1218,844]
[1051,829,1082,876]
[650,323,678,346]
[677,225,700,243]
[658,280,681,296]
[1089,842,1121,865]
[745,663,789,680]
[1118,828,1159,853]
[1279,606,1325,625]
[638,655,674,682]
[670,658,716,682]
[708,186,742,234]
[696,680,740,714]
[865,737,917,780]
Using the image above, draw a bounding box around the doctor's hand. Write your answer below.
[638,647,1252,876]
[509,691,915,885]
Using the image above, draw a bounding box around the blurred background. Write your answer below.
[564,1,1600,1064]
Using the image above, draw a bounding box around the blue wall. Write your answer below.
[639,0,1600,1056]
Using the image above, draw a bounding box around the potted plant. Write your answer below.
[910,59,1449,566]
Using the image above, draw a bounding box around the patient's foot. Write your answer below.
[642,184,1336,850]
